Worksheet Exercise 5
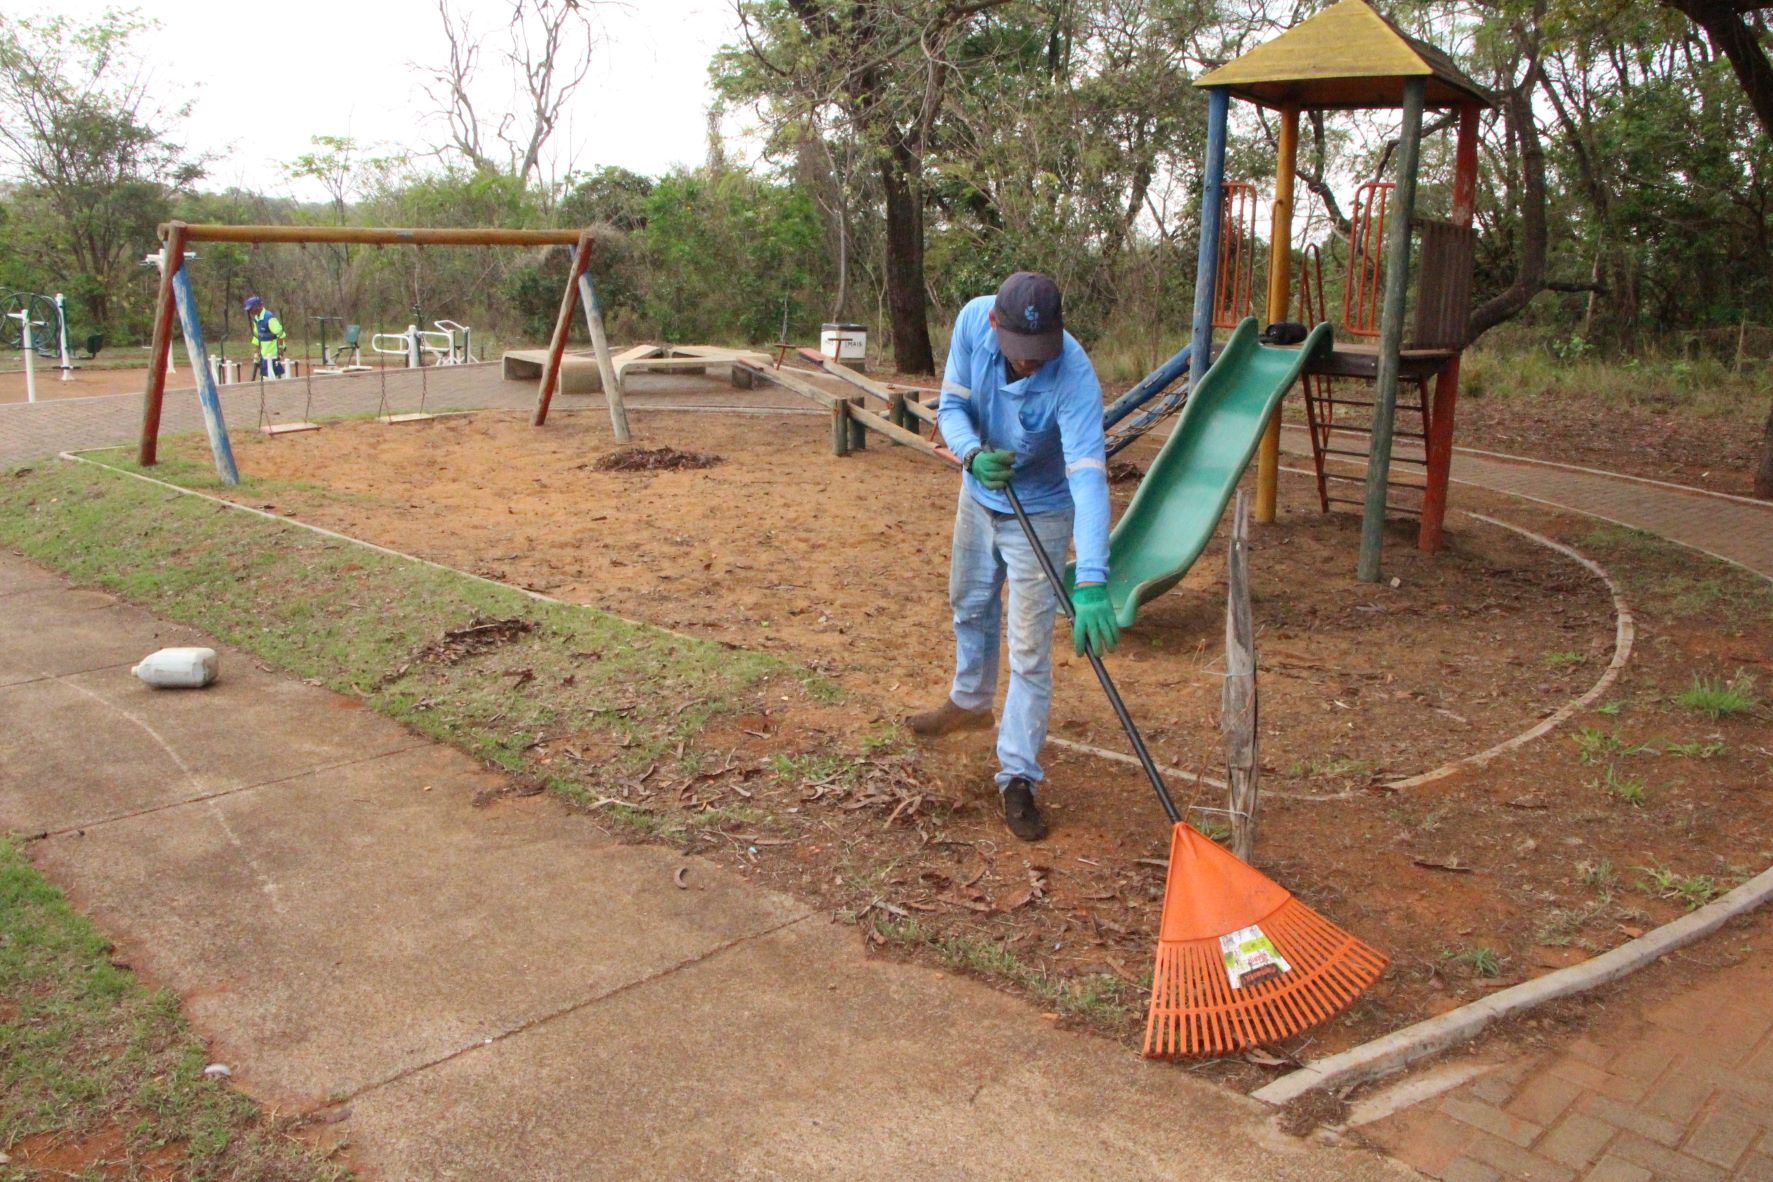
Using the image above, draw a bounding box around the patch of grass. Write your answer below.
[1298,754,1373,781]
[0,838,348,1179]
[1595,700,1624,717]
[1535,895,1613,948]
[1674,673,1759,721]
[1442,945,1503,978]
[1663,739,1727,759]
[766,752,861,786]
[1572,728,1652,765]
[1544,650,1588,667]
[1635,863,1728,911]
[875,919,1141,1028]
[1577,526,1773,622]
[860,724,909,755]
[1576,859,1617,889]
[1594,764,1649,806]
[1188,816,1233,843]
[0,459,794,812]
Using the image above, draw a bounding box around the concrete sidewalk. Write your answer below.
[0,551,1407,1181]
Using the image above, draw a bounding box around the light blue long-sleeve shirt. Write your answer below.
[937,295,1111,584]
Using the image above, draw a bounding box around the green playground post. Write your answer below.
[1357,76,1426,584]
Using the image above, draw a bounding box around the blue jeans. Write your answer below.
[946,489,1073,792]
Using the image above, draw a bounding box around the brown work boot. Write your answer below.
[1001,778,1048,842]
[905,697,995,738]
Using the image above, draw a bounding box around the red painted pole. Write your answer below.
[138,221,189,467]
[533,233,595,426]
[1419,104,1481,553]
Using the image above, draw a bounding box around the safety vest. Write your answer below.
[252,309,284,342]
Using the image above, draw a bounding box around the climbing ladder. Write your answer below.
[1299,182,1432,517]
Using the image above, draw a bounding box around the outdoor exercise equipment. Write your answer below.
[1002,476,1385,1058]
[5,306,44,402]
[312,315,344,365]
[1190,0,1490,577]
[3,291,74,383]
[370,321,473,369]
[138,224,621,480]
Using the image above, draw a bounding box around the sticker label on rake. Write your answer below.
[1220,924,1291,989]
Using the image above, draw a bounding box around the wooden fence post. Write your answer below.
[831,398,850,456]
[1224,490,1259,861]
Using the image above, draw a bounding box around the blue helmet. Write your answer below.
[244,295,263,311]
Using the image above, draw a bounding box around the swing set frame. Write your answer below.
[137,221,625,485]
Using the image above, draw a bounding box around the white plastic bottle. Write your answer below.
[132,647,219,688]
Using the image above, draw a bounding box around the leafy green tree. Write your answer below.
[636,168,828,343]
[717,0,1017,373]
[0,10,202,330]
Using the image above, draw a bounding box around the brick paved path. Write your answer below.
[1277,424,1773,580]
[1367,938,1773,1181]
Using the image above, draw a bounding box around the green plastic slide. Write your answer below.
[1069,317,1334,627]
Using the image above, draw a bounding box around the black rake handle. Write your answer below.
[1001,483,1182,826]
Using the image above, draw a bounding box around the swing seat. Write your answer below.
[261,421,321,435]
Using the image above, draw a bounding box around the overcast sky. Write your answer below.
[95,0,746,200]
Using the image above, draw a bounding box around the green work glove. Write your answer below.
[968,448,1016,490]
[1072,583,1120,657]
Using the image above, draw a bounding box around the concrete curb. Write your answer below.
[1253,861,1773,1107]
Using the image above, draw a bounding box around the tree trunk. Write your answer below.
[1756,395,1773,500]
[1469,68,1549,340]
[1666,0,1773,138]
[881,140,935,374]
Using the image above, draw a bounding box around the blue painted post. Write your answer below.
[170,263,240,487]
[1190,87,1231,393]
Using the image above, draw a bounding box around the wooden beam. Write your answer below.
[533,234,594,426]
[162,224,587,247]
[737,361,839,409]
[1223,492,1258,861]
[848,404,959,467]
[805,353,900,408]
[138,221,189,467]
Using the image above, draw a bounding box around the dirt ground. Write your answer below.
[147,393,1773,1078]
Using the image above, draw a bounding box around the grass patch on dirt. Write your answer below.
[872,917,1143,1029]
[0,838,349,1181]
[1577,525,1773,624]
[0,458,799,792]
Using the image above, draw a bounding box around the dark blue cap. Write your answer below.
[992,271,1064,364]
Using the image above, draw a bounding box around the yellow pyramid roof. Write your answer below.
[1195,0,1492,110]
